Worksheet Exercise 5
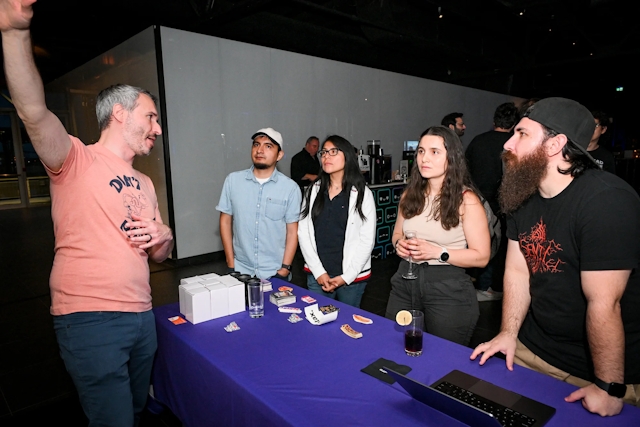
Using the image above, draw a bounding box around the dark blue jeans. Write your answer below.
[307,274,367,308]
[53,311,157,427]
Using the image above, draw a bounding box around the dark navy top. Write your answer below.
[313,189,349,277]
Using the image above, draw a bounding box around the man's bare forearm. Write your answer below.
[500,272,531,336]
[500,242,531,337]
[2,29,46,120]
[2,27,70,169]
[219,213,235,268]
[586,301,624,383]
[282,222,298,265]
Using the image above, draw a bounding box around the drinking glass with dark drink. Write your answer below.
[403,310,424,356]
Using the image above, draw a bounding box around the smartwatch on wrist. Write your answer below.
[593,377,626,398]
[281,263,292,271]
[438,247,450,263]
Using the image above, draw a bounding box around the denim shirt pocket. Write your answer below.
[265,197,287,221]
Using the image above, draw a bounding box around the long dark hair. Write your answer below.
[400,126,478,230]
[300,135,368,221]
[538,125,598,178]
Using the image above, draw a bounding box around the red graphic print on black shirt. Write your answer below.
[519,218,565,274]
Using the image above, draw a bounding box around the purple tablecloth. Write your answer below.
[151,279,640,427]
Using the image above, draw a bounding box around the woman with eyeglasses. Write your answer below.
[385,126,491,346]
[298,135,376,308]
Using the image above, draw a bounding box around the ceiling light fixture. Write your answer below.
[438,6,443,18]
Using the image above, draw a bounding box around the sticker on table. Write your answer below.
[224,321,241,332]
[278,306,302,314]
[287,314,303,323]
[168,316,187,325]
[301,295,317,304]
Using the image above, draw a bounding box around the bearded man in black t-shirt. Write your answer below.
[470,97,640,417]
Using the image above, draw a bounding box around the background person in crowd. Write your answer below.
[217,128,301,280]
[471,97,640,417]
[517,98,540,120]
[588,110,616,174]
[465,102,519,302]
[441,112,466,137]
[0,2,175,425]
[290,135,320,191]
[298,135,375,308]
[385,126,491,346]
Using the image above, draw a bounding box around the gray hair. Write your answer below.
[95,84,158,131]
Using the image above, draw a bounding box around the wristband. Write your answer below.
[593,377,626,398]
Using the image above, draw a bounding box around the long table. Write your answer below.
[150,280,639,427]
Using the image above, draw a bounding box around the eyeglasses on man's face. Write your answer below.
[317,148,342,158]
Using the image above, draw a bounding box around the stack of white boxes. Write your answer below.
[178,273,245,324]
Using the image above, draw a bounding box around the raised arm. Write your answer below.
[1,0,71,171]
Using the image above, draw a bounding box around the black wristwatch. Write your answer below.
[281,263,292,271]
[438,247,450,263]
[593,377,626,398]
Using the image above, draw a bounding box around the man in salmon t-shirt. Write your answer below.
[0,1,174,425]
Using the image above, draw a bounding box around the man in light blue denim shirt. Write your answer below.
[217,128,301,279]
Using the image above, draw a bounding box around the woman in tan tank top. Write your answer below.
[385,126,491,346]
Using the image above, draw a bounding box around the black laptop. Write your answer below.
[384,368,556,427]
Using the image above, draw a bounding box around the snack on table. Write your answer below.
[340,324,363,339]
[352,314,373,325]
[319,304,338,315]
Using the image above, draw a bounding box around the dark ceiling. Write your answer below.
[2,0,638,116]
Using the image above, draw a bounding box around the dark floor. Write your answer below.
[0,205,503,426]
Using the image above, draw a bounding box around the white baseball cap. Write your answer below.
[251,127,283,150]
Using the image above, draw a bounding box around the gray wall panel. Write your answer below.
[159,26,522,259]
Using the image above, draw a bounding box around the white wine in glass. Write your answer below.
[402,230,418,280]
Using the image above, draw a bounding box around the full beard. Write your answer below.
[498,144,548,215]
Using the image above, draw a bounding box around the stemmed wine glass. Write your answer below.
[402,230,418,280]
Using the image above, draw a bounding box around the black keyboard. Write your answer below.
[434,381,536,427]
